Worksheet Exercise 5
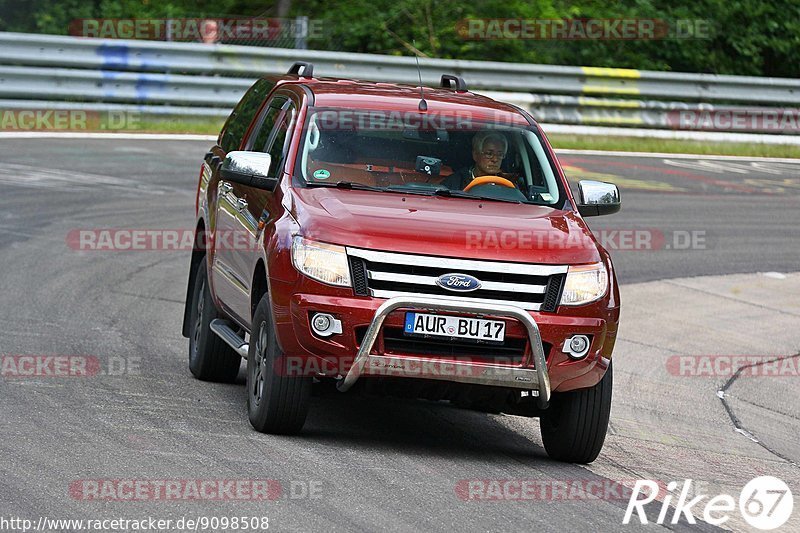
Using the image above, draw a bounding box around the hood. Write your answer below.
[288,187,601,265]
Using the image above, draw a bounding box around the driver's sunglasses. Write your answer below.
[480,150,506,160]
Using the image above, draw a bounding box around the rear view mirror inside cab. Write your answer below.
[416,156,442,176]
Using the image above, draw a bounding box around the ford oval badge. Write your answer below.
[436,273,482,292]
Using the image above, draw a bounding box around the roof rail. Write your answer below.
[287,61,314,78]
[440,74,468,92]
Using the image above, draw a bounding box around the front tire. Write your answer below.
[188,262,241,382]
[540,362,613,463]
[247,294,311,434]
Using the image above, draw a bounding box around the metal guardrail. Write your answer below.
[0,31,799,134]
[0,65,250,106]
[3,31,800,104]
[0,66,254,108]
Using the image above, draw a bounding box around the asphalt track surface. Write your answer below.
[1,138,798,532]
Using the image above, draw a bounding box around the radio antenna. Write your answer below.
[413,41,427,111]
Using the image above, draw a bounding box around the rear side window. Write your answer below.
[243,98,296,177]
[244,97,287,152]
[265,105,296,177]
[218,79,274,153]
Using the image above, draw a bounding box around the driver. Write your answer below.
[442,131,514,190]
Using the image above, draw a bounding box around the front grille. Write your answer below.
[349,257,369,296]
[347,248,568,311]
[541,274,566,312]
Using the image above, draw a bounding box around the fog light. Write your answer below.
[563,335,591,359]
[311,312,342,337]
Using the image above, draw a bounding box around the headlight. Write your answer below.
[291,236,351,287]
[560,262,608,306]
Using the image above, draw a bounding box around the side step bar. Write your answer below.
[209,319,249,359]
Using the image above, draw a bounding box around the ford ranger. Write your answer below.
[182,63,621,463]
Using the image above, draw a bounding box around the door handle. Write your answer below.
[219,182,233,194]
[236,198,248,211]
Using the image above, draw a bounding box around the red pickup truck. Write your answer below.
[182,63,621,463]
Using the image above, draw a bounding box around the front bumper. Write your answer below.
[336,296,551,407]
[277,290,615,395]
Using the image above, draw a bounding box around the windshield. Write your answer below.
[294,108,564,206]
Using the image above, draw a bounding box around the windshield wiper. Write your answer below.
[432,188,522,204]
[305,181,386,192]
[384,184,444,196]
[309,181,438,196]
[306,181,522,204]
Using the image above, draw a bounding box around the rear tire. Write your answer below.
[247,294,311,434]
[540,362,613,463]
[188,263,241,382]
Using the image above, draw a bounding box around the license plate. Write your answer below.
[404,312,505,342]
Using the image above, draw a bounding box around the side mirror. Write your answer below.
[220,151,278,192]
[576,180,621,217]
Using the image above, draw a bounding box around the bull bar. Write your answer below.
[336,296,551,407]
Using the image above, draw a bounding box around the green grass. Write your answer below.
[129,117,225,135]
[548,133,800,159]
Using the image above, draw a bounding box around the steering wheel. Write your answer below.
[463,175,516,192]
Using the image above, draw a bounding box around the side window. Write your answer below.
[264,105,296,178]
[243,97,286,152]
[218,79,274,153]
